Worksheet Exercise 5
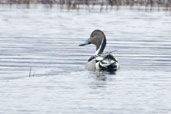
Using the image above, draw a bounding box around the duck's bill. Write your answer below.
[79,40,91,46]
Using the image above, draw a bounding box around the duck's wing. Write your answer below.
[103,53,118,62]
[95,53,119,71]
[86,53,119,71]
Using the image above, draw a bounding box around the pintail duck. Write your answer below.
[79,30,119,71]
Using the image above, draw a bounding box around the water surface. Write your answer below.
[0,5,171,114]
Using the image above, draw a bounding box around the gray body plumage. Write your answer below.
[86,59,96,71]
[79,30,119,71]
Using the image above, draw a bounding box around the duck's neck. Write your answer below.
[95,38,106,55]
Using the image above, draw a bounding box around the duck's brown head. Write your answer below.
[79,30,106,55]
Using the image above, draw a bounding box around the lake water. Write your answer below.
[0,5,171,114]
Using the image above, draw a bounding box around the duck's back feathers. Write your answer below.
[86,53,119,71]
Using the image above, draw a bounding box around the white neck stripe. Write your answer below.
[95,39,103,55]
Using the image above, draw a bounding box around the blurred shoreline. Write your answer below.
[0,0,170,10]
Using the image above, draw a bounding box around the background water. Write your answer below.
[0,5,171,114]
